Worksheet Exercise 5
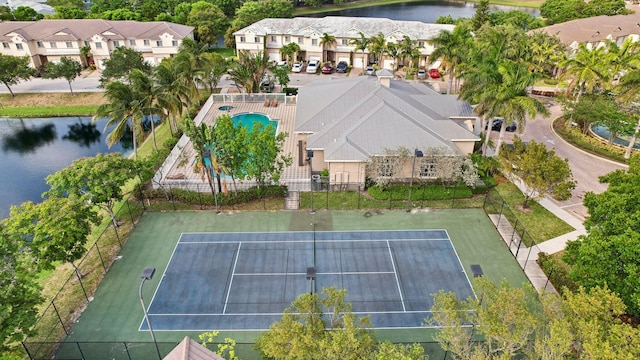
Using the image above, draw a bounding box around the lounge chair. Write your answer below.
[166,173,185,180]
[264,98,271,107]
[272,97,278,107]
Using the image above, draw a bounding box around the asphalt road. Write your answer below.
[487,102,626,221]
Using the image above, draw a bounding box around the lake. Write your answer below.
[0,117,126,219]
[306,0,540,22]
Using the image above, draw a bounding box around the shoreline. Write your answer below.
[293,0,544,16]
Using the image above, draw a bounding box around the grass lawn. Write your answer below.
[0,92,105,117]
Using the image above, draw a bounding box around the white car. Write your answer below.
[306,60,320,74]
[292,63,303,73]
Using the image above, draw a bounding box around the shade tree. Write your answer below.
[99,47,151,86]
[0,54,36,97]
[187,1,228,47]
[41,56,83,95]
[499,136,574,208]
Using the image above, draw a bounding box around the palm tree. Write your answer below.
[399,35,417,69]
[429,24,473,94]
[229,50,270,93]
[320,32,336,63]
[183,117,217,197]
[605,37,640,85]
[173,51,200,107]
[280,42,301,64]
[367,32,386,66]
[95,81,144,159]
[199,52,227,95]
[350,31,370,73]
[386,42,400,72]
[615,69,640,158]
[128,68,162,150]
[155,58,188,135]
[559,43,609,101]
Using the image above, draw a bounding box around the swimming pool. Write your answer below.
[230,112,278,132]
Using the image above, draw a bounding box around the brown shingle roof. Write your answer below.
[535,12,640,47]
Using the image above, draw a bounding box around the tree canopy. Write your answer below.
[99,47,151,86]
[42,57,83,95]
[0,54,36,97]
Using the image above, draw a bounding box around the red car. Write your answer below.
[429,68,441,78]
[321,63,333,74]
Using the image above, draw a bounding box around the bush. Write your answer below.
[543,78,559,85]
[142,185,287,206]
[367,184,473,200]
[283,87,298,96]
[554,118,628,163]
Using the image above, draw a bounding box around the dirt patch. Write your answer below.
[0,92,106,108]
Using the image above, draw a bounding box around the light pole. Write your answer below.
[406,149,423,212]
[307,150,315,214]
[139,267,162,360]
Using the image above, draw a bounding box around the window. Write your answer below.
[298,37,303,44]
[16,43,23,50]
[312,39,318,46]
[342,39,348,45]
[143,39,150,46]
[66,41,73,48]
[419,160,437,178]
[95,42,102,49]
[271,35,276,42]
[50,42,57,48]
[379,158,394,177]
[254,37,259,43]
[285,36,290,43]
[172,40,177,46]
[84,40,90,47]
[36,41,43,48]
[418,41,425,47]
[240,36,246,43]
[156,40,162,46]
[130,39,136,46]
[113,40,120,47]
[3,42,11,49]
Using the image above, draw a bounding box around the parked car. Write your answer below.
[417,69,426,79]
[306,60,320,73]
[429,68,441,79]
[276,60,288,67]
[365,65,375,75]
[292,63,303,73]
[336,61,348,73]
[486,118,517,132]
[321,63,333,74]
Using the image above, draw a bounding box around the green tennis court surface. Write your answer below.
[143,230,474,331]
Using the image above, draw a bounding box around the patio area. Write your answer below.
[153,93,311,192]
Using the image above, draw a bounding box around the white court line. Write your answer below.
[444,229,476,298]
[387,240,406,312]
[179,237,450,245]
[233,271,395,276]
[148,309,433,317]
[223,242,242,314]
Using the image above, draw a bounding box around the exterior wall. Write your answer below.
[328,162,366,186]
[452,141,476,155]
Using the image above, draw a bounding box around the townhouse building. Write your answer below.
[0,19,194,70]
[234,16,454,70]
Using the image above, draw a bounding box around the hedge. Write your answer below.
[367,184,473,200]
[140,184,287,206]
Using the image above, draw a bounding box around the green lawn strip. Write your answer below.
[0,105,100,117]
[211,48,236,59]
[553,117,629,164]
[493,181,575,245]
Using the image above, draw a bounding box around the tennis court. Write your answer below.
[142,229,474,331]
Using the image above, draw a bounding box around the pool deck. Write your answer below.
[161,96,309,187]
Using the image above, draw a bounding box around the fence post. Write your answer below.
[325,180,329,210]
[21,342,34,360]
[197,184,204,210]
[113,223,122,249]
[76,269,89,302]
[127,200,134,226]
[76,342,85,360]
[95,243,107,272]
[124,342,132,360]
[52,302,69,335]
[497,201,505,227]
[421,185,426,208]
[357,184,361,209]
[170,184,176,210]
[138,183,146,211]
[388,189,392,210]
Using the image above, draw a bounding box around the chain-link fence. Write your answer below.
[23,197,144,360]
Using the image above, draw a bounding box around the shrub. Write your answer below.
[142,185,287,206]
[367,184,473,200]
[543,78,558,85]
[537,252,577,293]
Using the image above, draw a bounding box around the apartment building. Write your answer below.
[0,19,194,69]
[234,16,454,69]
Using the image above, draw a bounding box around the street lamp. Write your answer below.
[406,149,424,212]
[307,150,315,214]
[139,267,162,360]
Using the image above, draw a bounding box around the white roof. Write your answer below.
[295,77,477,162]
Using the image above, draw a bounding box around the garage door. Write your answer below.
[383,59,394,70]
[353,58,364,68]
[338,57,350,64]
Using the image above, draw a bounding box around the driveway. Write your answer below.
[488,102,626,221]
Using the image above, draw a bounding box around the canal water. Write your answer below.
[306,0,540,22]
[0,117,126,219]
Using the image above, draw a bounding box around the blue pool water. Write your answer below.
[231,112,277,131]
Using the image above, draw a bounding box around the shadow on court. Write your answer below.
[288,210,333,231]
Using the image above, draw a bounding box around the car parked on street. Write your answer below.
[306,60,320,74]
[292,63,303,73]
[486,118,517,132]
[365,65,375,75]
[417,69,426,79]
[321,63,333,74]
[429,68,441,79]
[336,61,348,73]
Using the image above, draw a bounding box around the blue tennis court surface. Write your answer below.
[142,230,474,331]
